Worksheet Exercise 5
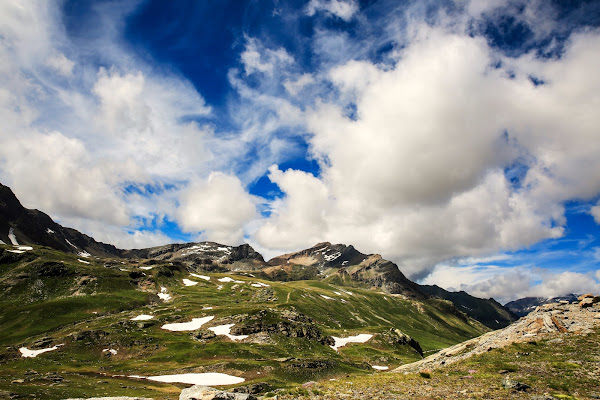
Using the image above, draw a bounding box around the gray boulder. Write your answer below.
[180,385,256,400]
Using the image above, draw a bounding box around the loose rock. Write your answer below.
[179,385,257,400]
[501,377,530,391]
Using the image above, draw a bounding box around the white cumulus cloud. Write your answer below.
[306,0,359,21]
[175,173,257,245]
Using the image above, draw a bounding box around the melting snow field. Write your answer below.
[372,365,389,370]
[161,316,214,331]
[191,273,210,281]
[8,246,33,253]
[141,372,244,386]
[330,334,373,351]
[19,345,63,358]
[208,324,248,341]
[158,287,172,301]
[8,228,19,245]
[182,279,198,286]
[131,315,154,321]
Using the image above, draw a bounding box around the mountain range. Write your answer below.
[0,182,516,329]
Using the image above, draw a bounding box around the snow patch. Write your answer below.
[333,291,343,296]
[161,316,214,331]
[330,334,373,351]
[7,250,25,253]
[8,227,19,245]
[131,315,154,321]
[158,286,172,301]
[208,324,249,341]
[340,289,354,296]
[372,365,389,370]
[157,293,171,301]
[0,239,5,244]
[144,372,244,386]
[321,295,334,300]
[251,282,270,288]
[183,279,198,286]
[46,228,55,234]
[202,306,214,310]
[323,251,342,262]
[103,348,118,355]
[19,344,63,358]
[65,239,78,248]
[78,251,91,258]
[139,266,153,270]
[16,246,33,251]
[191,273,210,281]
[218,277,235,283]
[77,259,90,264]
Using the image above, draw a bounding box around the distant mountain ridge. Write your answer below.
[504,294,579,317]
[419,285,518,329]
[0,183,122,258]
[0,182,516,329]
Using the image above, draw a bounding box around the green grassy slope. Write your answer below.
[0,245,489,399]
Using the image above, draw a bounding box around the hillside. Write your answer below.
[0,184,122,258]
[0,244,489,399]
[419,285,517,329]
[279,300,600,399]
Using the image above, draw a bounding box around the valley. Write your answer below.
[0,244,488,399]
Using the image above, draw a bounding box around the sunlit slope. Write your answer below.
[0,245,488,398]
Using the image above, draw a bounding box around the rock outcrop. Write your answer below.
[394,300,600,373]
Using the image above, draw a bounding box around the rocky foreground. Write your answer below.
[394,294,600,374]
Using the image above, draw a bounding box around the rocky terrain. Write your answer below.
[394,294,600,373]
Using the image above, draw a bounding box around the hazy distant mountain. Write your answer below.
[504,294,579,317]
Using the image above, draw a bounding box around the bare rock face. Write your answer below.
[179,385,256,400]
[579,295,600,308]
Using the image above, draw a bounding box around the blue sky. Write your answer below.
[1,0,600,302]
